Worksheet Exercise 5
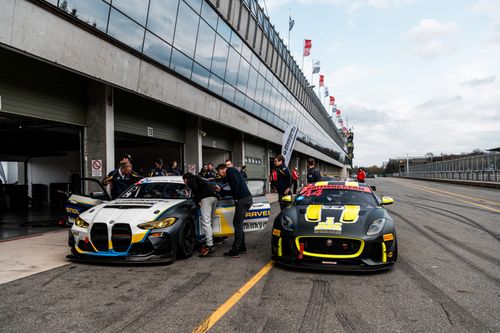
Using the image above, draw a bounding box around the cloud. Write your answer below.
[332,65,379,84]
[461,76,496,87]
[404,19,460,60]
[266,0,417,12]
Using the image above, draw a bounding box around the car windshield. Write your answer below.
[120,182,191,199]
[295,184,378,207]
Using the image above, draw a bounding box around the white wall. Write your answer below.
[27,151,80,200]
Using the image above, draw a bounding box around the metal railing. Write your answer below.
[406,152,500,182]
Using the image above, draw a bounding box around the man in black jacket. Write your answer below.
[215,164,253,258]
[273,155,292,210]
[183,173,218,257]
[306,158,322,184]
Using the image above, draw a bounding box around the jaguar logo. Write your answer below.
[109,220,115,225]
[326,239,333,247]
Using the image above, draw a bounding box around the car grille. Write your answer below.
[299,237,362,256]
[90,223,109,252]
[111,224,132,252]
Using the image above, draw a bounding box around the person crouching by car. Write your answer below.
[103,161,141,199]
[215,163,253,258]
[274,155,292,210]
[183,172,218,257]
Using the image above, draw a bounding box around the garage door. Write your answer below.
[0,48,86,125]
[114,90,185,143]
[245,141,266,180]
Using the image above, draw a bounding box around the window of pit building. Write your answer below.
[143,31,172,66]
[173,1,200,58]
[211,35,230,79]
[147,0,178,44]
[185,0,202,13]
[63,0,110,32]
[201,1,218,29]
[170,48,193,79]
[112,0,149,26]
[195,19,217,70]
[191,63,210,88]
[107,8,145,52]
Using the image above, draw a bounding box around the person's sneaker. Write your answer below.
[199,245,215,257]
[239,247,247,254]
[223,250,240,258]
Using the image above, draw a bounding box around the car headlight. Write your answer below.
[138,217,177,230]
[281,215,295,231]
[366,218,387,236]
[75,217,89,228]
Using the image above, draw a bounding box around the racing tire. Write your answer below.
[177,220,195,259]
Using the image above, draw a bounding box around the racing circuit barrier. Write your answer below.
[403,152,500,187]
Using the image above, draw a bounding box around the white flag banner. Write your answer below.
[281,123,299,166]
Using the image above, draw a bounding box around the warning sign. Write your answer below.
[92,160,102,177]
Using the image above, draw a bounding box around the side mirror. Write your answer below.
[381,196,394,205]
[282,195,293,203]
[370,186,377,191]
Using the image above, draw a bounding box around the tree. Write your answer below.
[384,159,400,174]
[59,0,68,12]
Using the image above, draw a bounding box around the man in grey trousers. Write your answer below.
[183,172,218,257]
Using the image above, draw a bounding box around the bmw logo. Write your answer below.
[109,220,115,225]
[326,239,333,247]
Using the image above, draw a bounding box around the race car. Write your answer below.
[67,176,271,263]
[271,180,397,271]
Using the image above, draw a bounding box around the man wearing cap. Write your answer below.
[103,161,141,199]
[148,158,167,177]
[215,163,253,258]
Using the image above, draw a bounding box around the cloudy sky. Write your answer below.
[265,0,500,166]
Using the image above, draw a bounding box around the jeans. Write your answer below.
[232,196,253,253]
[200,196,218,246]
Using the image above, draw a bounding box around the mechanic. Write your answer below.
[291,167,299,194]
[166,160,181,176]
[182,172,218,257]
[205,163,216,180]
[357,167,366,183]
[306,158,322,184]
[273,155,292,210]
[103,161,141,199]
[240,165,248,180]
[148,158,167,177]
[215,163,253,258]
[199,164,209,178]
[225,159,233,168]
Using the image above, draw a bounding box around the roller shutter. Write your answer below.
[0,48,85,125]
[245,141,266,180]
[114,90,185,143]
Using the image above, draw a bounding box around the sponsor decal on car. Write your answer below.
[314,217,342,234]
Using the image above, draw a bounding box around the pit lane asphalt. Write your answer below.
[0,178,499,333]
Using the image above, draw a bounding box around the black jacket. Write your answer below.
[307,167,321,184]
[220,167,251,201]
[187,175,217,205]
[275,164,292,195]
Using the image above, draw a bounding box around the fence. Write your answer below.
[406,152,500,183]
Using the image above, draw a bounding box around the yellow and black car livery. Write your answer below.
[271,181,397,271]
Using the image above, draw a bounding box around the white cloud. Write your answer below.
[333,65,379,84]
[266,0,417,12]
[404,19,460,60]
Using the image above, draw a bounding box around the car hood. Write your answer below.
[284,204,389,236]
[79,198,187,225]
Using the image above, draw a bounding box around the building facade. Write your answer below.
[0,0,349,210]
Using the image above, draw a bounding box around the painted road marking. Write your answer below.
[399,182,500,213]
[407,183,500,206]
[192,260,274,333]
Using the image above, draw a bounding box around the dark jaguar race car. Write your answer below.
[271,180,397,271]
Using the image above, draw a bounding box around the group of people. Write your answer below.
[182,161,252,258]
[102,153,323,259]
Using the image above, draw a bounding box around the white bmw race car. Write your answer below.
[67,176,271,263]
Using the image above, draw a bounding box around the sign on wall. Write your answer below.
[91,160,102,177]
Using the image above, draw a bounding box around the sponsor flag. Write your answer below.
[319,75,324,87]
[336,108,341,117]
[289,16,295,31]
[329,96,335,105]
[303,39,312,56]
[312,60,320,74]
[324,86,329,97]
[282,123,299,166]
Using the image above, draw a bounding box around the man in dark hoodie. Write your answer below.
[215,163,253,258]
[183,172,218,257]
[273,155,292,210]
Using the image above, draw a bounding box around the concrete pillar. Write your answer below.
[184,115,202,175]
[232,132,245,168]
[340,166,348,178]
[83,81,114,180]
